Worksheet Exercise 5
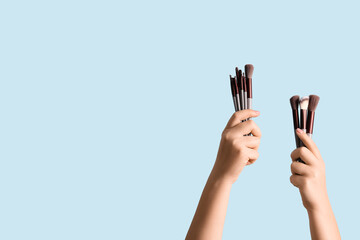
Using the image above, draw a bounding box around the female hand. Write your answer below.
[211,110,261,184]
[290,129,328,211]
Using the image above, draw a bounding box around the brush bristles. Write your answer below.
[244,64,254,78]
[300,96,309,110]
[290,95,300,110]
[308,95,320,112]
[229,75,235,96]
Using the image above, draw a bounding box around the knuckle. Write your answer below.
[290,150,296,159]
[233,111,242,119]
[290,162,295,170]
[299,147,307,156]
[289,175,295,184]
[222,130,231,140]
[247,120,255,127]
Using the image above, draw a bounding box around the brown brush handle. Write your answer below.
[292,109,300,148]
[306,111,315,134]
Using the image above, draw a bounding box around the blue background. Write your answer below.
[1,0,359,239]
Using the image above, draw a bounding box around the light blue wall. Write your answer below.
[1,1,359,239]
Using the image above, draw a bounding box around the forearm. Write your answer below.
[186,171,232,240]
[307,200,341,240]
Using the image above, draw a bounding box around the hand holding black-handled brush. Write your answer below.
[290,94,320,164]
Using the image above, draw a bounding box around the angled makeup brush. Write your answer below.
[229,75,239,111]
[235,67,244,110]
[243,72,248,110]
[245,64,254,110]
[290,95,300,148]
[299,96,309,133]
[306,95,320,138]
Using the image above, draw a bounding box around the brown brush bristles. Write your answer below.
[245,64,254,78]
[235,67,240,78]
[290,95,300,110]
[308,95,320,112]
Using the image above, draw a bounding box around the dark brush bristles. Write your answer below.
[308,95,320,112]
[235,67,240,78]
[233,74,239,94]
[290,95,300,110]
[235,67,242,91]
[244,64,254,78]
[229,75,235,97]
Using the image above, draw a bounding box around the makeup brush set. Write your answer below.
[229,64,254,112]
[290,95,320,162]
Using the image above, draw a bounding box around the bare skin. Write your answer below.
[186,110,261,240]
[290,129,341,240]
[186,111,341,240]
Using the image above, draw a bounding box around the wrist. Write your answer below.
[305,196,331,213]
[208,170,235,187]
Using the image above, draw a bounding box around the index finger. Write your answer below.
[296,128,321,159]
[231,119,262,137]
[225,110,260,129]
[290,147,317,165]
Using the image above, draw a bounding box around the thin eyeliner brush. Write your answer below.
[235,67,243,110]
[243,72,248,110]
[240,72,245,110]
[229,75,239,111]
[234,71,241,111]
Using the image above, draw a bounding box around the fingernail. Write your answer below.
[254,110,260,115]
[296,128,302,134]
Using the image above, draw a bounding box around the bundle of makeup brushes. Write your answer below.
[229,64,254,112]
[290,95,320,153]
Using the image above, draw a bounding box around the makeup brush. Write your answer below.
[299,96,309,133]
[229,75,239,111]
[306,95,320,138]
[240,73,245,110]
[234,68,241,111]
[290,95,300,148]
[245,64,254,110]
[243,72,248,110]
[235,67,244,110]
